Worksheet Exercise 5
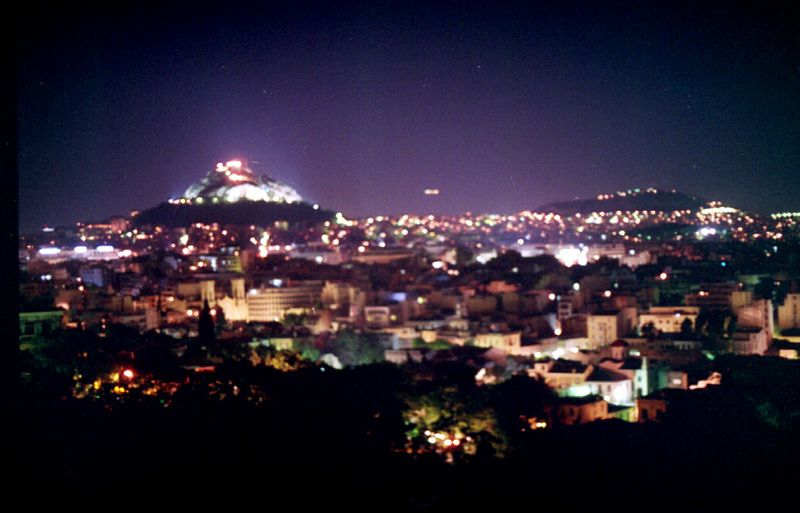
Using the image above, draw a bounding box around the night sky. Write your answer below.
[17,1,799,233]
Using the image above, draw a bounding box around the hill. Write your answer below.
[132,201,335,229]
[536,189,706,215]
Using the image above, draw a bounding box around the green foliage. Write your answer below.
[489,374,556,438]
[641,321,657,340]
[411,338,453,350]
[328,329,384,367]
[402,381,507,456]
[281,312,307,328]
[24,327,119,383]
[292,337,321,361]
[261,349,313,372]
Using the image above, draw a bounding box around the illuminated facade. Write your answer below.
[778,294,800,331]
[587,308,637,349]
[638,306,699,334]
[246,281,324,322]
[182,159,302,204]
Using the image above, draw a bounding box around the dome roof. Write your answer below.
[183,159,302,204]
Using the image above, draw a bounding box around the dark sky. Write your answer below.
[17,1,800,233]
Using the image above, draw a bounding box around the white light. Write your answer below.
[38,247,60,255]
[73,245,88,253]
[96,245,114,253]
[226,160,242,168]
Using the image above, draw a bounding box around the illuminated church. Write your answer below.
[182,159,302,204]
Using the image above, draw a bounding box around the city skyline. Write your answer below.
[17,1,800,233]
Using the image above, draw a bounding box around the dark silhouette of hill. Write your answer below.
[537,190,706,215]
[132,201,335,228]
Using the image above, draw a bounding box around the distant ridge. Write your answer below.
[536,189,706,215]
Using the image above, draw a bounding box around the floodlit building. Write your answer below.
[778,294,800,331]
[473,330,522,355]
[246,281,323,322]
[736,299,773,341]
[587,307,637,349]
[732,327,769,355]
[638,306,699,334]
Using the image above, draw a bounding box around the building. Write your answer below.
[583,366,633,405]
[473,330,522,355]
[555,396,608,425]
[638,306,699,334]
[684,282,742,311]
[586,307,637,349]
[736,299,773,341]
[246,281,323,322]
[732,327,769,355]
[778,294,800,331]
[529,359,594,390]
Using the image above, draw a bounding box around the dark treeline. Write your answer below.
[10,355,800,510]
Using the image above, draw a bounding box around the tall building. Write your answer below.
[587,307,637,349]
[778,294,800,331]
[736,299,773,341]
[246,281,323,322]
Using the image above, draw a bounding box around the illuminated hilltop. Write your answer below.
[133,159,331,229]
[180,159,303,204]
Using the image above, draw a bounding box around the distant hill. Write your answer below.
[536,190,706,215]
[132,201,335,229]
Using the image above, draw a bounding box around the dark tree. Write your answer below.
[641,321,657,340]
[198,300,215,345]
[680,318,694,338]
